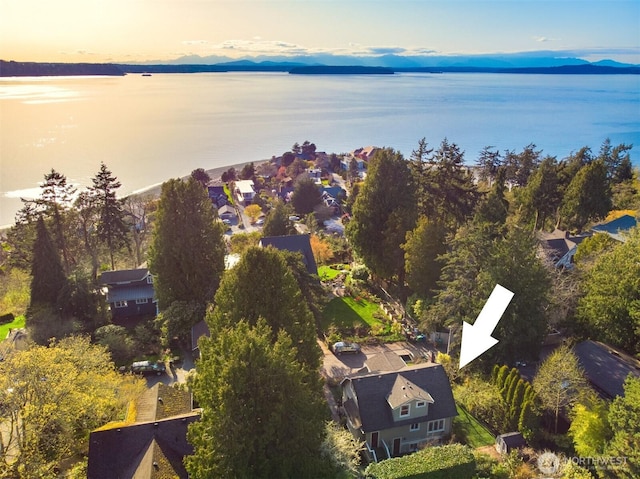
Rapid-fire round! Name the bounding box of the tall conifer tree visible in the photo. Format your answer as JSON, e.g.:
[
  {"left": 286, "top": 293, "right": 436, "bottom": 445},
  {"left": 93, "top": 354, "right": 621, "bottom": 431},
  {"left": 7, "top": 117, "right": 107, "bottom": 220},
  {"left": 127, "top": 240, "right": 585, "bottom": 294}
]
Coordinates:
[
  {"left": 29, "top": 217, "right": 67, "bottom": 309},
  {"left": 89, "top": 163, "right": 130, "bottom": 270}
]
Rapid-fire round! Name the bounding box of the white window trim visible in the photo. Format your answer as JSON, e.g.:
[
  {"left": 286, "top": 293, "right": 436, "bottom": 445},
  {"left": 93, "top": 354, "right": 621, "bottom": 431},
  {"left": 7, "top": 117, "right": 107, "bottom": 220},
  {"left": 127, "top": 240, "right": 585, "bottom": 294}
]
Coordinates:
[
  {"left": 427, "top": 419, "right": 445, "bottom": 433},
  {"left": 146, "top": 275, "right": 153, "bottom": 284},
  {"left": 135, "top": 298, "right": 149, "bottom": 304},
  {"left": 416, "top": 400, "right": 427, "bottom": 408},
  {"left": 114, "top": 300, "right": 128, "bottom": 308},
  {"left": 410, "top": 423, "right": 420, "bottom": 431},
  {"left": 399, "top": 404, "right": 410, "bottom": 417}
]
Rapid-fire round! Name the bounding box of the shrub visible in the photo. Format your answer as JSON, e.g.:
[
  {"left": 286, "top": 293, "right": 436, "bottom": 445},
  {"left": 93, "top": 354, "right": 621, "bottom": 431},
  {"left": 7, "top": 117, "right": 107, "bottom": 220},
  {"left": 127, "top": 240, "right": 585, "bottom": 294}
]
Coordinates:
[{"left": 364, "top": 443, "right": 475, "bottom": 479}]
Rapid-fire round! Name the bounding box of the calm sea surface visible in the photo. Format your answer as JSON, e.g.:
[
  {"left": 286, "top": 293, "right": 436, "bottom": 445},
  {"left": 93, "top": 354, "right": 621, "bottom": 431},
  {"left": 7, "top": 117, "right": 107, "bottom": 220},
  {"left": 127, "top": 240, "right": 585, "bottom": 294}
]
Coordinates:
[{"left": 1, "top": 72, "right": 639, "bottom": 226}]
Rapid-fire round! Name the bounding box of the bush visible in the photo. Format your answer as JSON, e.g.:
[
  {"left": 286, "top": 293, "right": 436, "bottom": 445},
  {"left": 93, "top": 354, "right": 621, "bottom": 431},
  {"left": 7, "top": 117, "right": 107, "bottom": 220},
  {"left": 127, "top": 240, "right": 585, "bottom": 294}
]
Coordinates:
[
  {"left": 364, "top": 444, "right": 475, "bottom": 479},
  {"left": 95, "top": 324, "right": 136, "bottom": 365}
]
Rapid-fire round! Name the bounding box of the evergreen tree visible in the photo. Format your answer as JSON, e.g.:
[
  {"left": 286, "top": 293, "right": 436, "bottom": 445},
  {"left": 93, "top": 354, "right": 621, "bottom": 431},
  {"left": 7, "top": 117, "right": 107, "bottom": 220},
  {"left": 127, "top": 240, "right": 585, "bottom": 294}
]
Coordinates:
[
  {"left": 491, "top": 364, "right": 501, "bottom": 384},
  {"left": 148, "top": 178, "right": 226, "bottom": 311},
  {"left": 346, "top": 147, "right": 417, "bottom": 282},
  {"left": 504, "top": 369, "right": 520, "bottom": 406},
  {"left": 516, "top": 156, "right": 561, "bottom": 230},
  {"left": 509, "top": 379, "right": 526, "bottom": 429},
  {"left": 518, "top": 399, "right": 540, "bottom": 446},
  {"left": 427, "top": 224, "right": 550, "bottom": 367},
  {"left": 495, "top": 364, "right": 510, "bottom": 390},
  {"left": 190, "top": 168, "right": 211, "bottom": 187},
  {"left": 474, "top": 167, "right": 509, "bottom": 225},
  {"left": 89, "top": 163, "right": 130, "bottom": 270},
  {"left": 402, "top": 216, "right": 446, "bottom": 298},
  {"left": 262, "top": 201, "right": 296, "bottom": 237},
  {"left": 606, "top": 376, "right": 640, "bottom": 479},
  {"left": 420, "top": 138, "right": 479, "bottom": 227},
  {"left": 186, "top": 320, "right": 326, "bottom": 479},
  {"left": 29, "top": 217, "right": 67, "bottom": 309},
  {"left": 560, "top": 160, "right": 611, "bottom": 231},
  {"left": 576, "top": 228, "right": 640, "bottom": 354},
  {"left": 291, "top": 177, "right": 322, "bottom": 215},
  {"left": 206, "top": 246, "right": 321, "bottom": 370},
  {"left": 34, "top": 169, "right": 76, "bottom": 272},
  {"left": 475, "top": 146, "right": 502, "bottom": 186},
  {"left": 513, "top": 143, "right": 542, "bottom": 187}
]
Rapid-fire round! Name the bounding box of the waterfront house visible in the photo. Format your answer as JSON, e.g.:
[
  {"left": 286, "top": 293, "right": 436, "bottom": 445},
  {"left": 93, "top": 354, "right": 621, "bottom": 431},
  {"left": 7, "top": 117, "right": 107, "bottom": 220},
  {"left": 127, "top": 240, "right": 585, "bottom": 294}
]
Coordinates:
[
  {"left": 340, "top": 362, "right": 457, "bottom": 461},
  {"left": 100, "top": 268, "right": 157, "bottom": 320}
]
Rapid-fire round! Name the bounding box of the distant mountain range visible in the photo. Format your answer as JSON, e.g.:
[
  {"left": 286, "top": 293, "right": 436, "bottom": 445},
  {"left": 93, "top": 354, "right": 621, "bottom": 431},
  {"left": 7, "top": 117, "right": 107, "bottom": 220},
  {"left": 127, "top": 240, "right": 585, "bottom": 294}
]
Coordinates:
[
  {"left": 2, "top": 53, "right": 639, "bottom": 77},
  {"left": 160, "top": 51, "right": 639, "bottom": 69}
]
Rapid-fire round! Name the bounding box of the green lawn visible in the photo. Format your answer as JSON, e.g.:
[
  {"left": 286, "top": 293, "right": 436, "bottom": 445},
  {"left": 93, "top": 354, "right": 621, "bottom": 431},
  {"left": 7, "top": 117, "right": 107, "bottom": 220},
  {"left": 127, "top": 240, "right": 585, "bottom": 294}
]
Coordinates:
[
  {"left": 318, "top": 265, "right": 343, "bottom": 281},
  {"left": 453, "top": 404, "right": 495, "bottom": 448},
  {"left": 322, "top": 296, "right": 382, "bottom": 330},
  {"left": 0, "top": 315, "right": 25, "bottom": 341}
]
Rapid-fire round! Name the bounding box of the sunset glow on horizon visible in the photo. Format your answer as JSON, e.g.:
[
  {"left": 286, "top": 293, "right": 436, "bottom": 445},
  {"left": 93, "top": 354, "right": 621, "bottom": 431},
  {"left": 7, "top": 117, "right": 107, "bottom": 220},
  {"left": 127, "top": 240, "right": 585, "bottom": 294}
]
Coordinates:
[{"left": 1, "top": 0, "right": 639, "bottom": 64}]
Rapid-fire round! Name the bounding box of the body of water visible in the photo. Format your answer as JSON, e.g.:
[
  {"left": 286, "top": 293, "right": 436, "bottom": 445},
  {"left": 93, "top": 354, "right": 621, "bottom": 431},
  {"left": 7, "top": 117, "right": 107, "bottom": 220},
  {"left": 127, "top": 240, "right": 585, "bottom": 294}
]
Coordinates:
[{"left": 1, "top": 72, "right": 639, "bottom": 226}]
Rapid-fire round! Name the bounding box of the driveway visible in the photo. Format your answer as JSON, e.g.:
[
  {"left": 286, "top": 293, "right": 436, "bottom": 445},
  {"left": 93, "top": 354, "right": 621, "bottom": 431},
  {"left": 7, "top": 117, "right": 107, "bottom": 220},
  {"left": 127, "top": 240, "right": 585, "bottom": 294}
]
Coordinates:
[
  {"left": 319, "top": 339, "right": 436, "bottom": 382},
  {"left": 144, "top": 351, "right": 195, "bottom": 388}
]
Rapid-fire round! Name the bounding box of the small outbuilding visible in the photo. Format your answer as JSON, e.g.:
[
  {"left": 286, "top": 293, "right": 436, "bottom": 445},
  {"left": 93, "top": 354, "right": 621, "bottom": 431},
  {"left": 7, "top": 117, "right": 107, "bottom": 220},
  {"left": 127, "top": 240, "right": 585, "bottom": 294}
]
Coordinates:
[{"left": 495, "top": 432, "right": 526, "bottom": 454}]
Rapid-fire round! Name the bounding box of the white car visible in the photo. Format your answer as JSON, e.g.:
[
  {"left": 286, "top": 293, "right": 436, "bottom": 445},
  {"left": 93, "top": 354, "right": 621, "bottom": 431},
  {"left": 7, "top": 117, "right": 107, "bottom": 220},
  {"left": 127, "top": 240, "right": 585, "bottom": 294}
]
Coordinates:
[{"left": 332, "top": 341, "right": 361, "bottom": 355}]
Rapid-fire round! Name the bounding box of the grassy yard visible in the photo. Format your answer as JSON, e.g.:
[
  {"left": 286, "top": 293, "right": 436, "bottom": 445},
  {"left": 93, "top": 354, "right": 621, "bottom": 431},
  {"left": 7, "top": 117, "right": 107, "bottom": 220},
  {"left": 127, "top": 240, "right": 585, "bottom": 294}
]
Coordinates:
[
  {"left": 322, "top": 296, "right": 382, "bottom": 330},
  {"left": 453, "top": 404, "right": 495, "bottom": 448},
  {"left": 0, "top": 315, "right": 26, "bottom": 341},
  {"left": 318, "top": 265, "right": 343, "bottom": 281}
]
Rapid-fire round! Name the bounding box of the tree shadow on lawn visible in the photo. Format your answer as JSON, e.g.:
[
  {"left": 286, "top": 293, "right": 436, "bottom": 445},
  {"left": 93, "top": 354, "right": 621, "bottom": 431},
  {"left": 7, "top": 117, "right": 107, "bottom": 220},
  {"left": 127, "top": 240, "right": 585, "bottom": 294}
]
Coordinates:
[
  {"left": 453, "top": 405, "right": 495, "bottom": 448},
  {"left": 322, "top": 296, "right": 381, "bottom": 330}
]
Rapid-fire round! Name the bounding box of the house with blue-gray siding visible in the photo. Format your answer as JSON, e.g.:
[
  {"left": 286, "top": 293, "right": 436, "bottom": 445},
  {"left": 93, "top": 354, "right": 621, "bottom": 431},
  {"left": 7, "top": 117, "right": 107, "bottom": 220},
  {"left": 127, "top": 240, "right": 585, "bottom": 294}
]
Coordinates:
[{"left": 100, "top": 268, "right": 157, "bottom": 320}]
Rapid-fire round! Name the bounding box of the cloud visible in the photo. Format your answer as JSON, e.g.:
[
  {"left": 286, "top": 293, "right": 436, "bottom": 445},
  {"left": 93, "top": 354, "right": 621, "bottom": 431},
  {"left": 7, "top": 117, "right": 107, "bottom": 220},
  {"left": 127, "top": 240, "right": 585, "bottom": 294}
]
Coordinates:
[
  {"left": 534, "top": 36, "right": 561, "bottom": 43},
  {"left": 4, "top": 187, "right": 43, "bottom": 199},
  {"left": 182, "top": 40, "right": 210, "bottom": 45}
]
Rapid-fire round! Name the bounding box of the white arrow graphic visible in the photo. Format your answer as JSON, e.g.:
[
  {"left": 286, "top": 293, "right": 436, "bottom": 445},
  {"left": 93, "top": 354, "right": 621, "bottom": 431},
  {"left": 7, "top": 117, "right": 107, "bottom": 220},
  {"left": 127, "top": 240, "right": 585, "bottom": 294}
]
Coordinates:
[{"left": 459, "top": 284, "right": 514, "bottom": 369}]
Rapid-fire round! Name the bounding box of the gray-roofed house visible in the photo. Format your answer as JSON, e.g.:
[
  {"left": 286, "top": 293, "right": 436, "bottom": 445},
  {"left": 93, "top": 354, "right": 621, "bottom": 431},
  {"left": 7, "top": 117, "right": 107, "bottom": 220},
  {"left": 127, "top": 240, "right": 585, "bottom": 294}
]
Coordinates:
[
  {"left": 87, "top": 383, "right": 199, "bottom": 479},
  {"left": 591, "top": 214, "right": 637, "bottom": 242},
  {"left": 538, "top": 229, "right": 592, "bottom": 269},
  {"left": 100, "top": 268, "right": 157, "bottom": 320},
  {"left": 573, "top": 340, "right": 640, "bottom": 400},
  {"left": 217, "top": 204, "right": 236, "bottom": 221},
  {"left": 259, "top": 234, "right": 318, "bottom": 275},
  {"left": 340, "top": 363, "right": 457, "bottom": 462}
]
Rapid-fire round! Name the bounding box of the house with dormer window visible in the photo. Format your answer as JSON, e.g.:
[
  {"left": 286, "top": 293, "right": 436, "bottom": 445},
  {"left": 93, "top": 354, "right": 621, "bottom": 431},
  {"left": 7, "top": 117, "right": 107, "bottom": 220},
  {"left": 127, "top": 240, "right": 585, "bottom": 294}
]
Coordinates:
[
  {"left": 100, "top": 268, "right": 157, "bottom": 320},
  {"left": 340, "top": 362, "right": 457, "bottom": 461}
]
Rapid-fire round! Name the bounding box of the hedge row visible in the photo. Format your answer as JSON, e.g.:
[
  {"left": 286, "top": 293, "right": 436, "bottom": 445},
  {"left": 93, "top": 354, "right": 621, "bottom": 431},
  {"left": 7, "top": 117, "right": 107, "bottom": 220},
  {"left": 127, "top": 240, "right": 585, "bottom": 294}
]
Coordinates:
[{"left": 364, "top": 444, "right": 476, "bottom": 479}]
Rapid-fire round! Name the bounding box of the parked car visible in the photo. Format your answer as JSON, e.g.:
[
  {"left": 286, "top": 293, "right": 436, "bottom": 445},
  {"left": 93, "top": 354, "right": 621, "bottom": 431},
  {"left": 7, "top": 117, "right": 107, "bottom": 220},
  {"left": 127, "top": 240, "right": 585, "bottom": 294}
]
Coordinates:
[
  {"left": 288, "top": 215, "right": 300, "bottom": 222},
  {"left": 130, "top": 360, "right": 166, "bottom": 376},
  {"left": 332, "top": 341, "right": 361, "bottom": 355},
  {"left": 255, "top": 218, "right": 265, "bottom": 226}
]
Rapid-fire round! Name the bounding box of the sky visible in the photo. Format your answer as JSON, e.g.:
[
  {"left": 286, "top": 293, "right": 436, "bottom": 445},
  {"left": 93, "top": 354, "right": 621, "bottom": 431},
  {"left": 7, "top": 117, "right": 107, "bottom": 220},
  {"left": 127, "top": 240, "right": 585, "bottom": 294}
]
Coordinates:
[{"left": 1, "top": 0, "right": 639, "bottom": 64}]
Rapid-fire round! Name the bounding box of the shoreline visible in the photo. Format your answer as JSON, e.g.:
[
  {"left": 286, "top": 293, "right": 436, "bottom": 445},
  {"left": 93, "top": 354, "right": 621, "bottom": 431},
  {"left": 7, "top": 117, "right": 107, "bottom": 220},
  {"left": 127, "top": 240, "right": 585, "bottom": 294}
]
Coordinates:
[{"left": 130, "top": 159, "right": 269, "bottom": 199}]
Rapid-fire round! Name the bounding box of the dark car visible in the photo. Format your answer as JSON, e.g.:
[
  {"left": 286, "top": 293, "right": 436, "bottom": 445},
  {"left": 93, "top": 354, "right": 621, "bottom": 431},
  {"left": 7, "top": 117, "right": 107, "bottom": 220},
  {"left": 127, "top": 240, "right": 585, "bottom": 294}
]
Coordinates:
[
  {"left": 130, "top": 360, "right": 166, "bottom": 376},
  {"left": 332, "top": 341, "right": 361, "bottom": 355}
]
